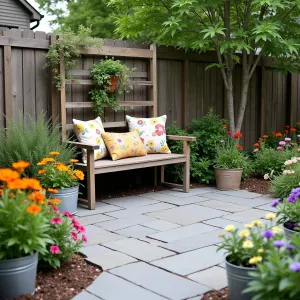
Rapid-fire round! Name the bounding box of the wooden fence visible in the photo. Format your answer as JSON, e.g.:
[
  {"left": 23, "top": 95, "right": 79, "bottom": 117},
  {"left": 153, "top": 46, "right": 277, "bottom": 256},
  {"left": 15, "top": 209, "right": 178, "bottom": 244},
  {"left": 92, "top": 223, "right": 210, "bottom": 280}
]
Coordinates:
[{"left": 0, "top": 28, "right": 299, "bottom": 149}]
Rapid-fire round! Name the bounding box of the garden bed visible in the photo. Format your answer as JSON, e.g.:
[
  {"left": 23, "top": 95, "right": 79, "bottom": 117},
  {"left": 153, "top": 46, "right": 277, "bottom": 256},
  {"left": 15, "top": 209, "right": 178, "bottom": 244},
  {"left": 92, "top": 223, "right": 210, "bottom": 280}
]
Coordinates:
[
  {"left": 15, "top": 254, "right": 100, "bottom": 300},
  {"left": 202, "top": 288, "right": 229, "bottom": 300}
]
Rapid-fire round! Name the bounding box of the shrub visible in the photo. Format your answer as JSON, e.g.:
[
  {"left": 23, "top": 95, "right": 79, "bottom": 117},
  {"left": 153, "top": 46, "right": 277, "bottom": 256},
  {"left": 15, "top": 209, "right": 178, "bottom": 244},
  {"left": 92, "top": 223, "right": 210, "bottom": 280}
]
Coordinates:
[{"left": 0, "top": 113, "right": 76, "bottom": 178}]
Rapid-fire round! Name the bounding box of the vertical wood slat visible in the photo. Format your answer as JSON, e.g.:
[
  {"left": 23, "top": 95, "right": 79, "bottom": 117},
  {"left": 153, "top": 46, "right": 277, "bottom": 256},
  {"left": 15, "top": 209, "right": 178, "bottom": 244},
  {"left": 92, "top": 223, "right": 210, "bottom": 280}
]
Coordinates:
[
  {"left": 150, "top": 44, "right": 158, "bottom": 117},
  {"left": 183, "top": 60, "right": 189, "bottom": 128},
  {"left": 50, "top": 34, "right": 59, "bottom": 125},
  {"left": 60, "top": 54, "right": 67, "bottom": 140},
  {"left": 260, "top": 65, "right": 266, "bottom": 136},
  {"left": 290, "top": 73, "right": 297, "bottom": 125},
  {"left": 4, "top": 45, "right": 13, "bottom": 124}
]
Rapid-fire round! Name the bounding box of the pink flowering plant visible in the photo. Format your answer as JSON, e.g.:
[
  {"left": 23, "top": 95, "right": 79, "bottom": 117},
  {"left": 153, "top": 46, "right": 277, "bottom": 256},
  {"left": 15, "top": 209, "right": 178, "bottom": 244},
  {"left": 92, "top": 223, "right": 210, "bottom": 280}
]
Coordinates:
[
  {"left": 217, "top": 214, "right": 284, "bottom": 267},
  {"left": 39, "top": 207, "right": 87, "bottom": 269}
]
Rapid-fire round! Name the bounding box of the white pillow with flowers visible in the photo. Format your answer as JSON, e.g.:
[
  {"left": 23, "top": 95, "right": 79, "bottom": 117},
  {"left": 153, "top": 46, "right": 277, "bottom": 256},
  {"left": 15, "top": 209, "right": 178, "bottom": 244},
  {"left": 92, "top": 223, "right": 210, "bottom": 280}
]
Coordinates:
[
  {"left": 126, "top": 115, "right": 171, "bottom": 154},
  {"left": 73, "top": 117, "right": 108, "bottom": 163}
]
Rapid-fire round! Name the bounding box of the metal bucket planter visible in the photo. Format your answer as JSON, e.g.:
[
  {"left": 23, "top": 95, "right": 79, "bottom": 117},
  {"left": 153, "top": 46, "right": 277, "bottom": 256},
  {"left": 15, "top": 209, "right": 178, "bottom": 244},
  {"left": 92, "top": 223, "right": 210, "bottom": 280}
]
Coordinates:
[
  {"left": 47, "top": 186, "right": 79, "bottom": 214},
  {"left": 0, "top": 252, "right": 38, "bottom": 299},
  {"left": 225, "top": 256, "right": 255, "bottom": 300},
  {"left": 215, "top": 168, "right": 243, "bottom": 191},
  {"left": 283, "top": 222, "right": 300, "bottom": 240}
]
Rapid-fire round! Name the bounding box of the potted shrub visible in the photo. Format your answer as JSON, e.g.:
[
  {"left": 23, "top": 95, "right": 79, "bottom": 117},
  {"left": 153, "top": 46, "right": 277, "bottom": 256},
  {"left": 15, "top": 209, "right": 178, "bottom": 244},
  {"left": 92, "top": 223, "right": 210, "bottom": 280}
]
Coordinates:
[
  {"left": 214, "top": 131, "right": 248, "bottom": 190},
  {"left": 89, "top": 58, "right": 135, "bottom": 115},
  {"left": 218, "top": 215, "right": 282, "bottom": 300},
  {"left": 0, "top": 162, "right": 51, "bottom": 299},
  {"left": 37, "top": 152, "right": 85, "bottom": 214}
]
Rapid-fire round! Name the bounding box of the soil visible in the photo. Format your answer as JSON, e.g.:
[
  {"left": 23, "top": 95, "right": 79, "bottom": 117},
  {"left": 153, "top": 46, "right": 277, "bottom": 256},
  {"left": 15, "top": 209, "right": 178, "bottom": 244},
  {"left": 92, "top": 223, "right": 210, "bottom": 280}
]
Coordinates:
[
  {"left": 201, "top": 288, "right": 230, "bottom": 300},
  {"left": 240, "top": 176, "right": 271, "bottom": 195},
  {"left": 15, "top": 254, "right": 101, "bottom": 300}
]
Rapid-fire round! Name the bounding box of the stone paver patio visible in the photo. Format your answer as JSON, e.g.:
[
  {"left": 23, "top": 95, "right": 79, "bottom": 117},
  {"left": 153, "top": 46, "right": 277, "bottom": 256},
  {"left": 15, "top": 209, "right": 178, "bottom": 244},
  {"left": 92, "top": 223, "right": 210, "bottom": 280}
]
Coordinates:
[{"left": 73, "top": 187, "right": 275, "bottom": 300}]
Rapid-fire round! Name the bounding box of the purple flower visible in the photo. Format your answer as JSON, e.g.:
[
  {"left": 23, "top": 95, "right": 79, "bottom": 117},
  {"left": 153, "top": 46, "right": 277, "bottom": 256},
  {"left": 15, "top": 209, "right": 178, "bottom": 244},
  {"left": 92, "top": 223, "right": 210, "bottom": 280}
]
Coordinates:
[
  {"left": 277, "top": 146, "right": 283, "bottom": 151},
  {"left": 270, "top": 199, "right": 280, "bottom": 207},
  {"left": 285, "top": 222, "right": 298, "bottom": 229},
  {"left": 273, "top": 240, "right": 285, "bottom": 248},
  {"left": 263, "top": 230, "right": 275, "bottom": 239},
  {"left": 285, "top": 138, "right": 292, "bottom": 142},
  {"left": 279, "top": 141, "right": 286, "bottom": 146},
  {"left": 290, "top": 262, "right": 300, "bottom": 272},
  {"left": 286, "top": 244, "right": 294, "bottom": 251},
  {"left": 287, "top": 188, "right": 300, "bottom": 203},
  {"left": 253, "top": 148, "right": 259, "bottom": 153}
]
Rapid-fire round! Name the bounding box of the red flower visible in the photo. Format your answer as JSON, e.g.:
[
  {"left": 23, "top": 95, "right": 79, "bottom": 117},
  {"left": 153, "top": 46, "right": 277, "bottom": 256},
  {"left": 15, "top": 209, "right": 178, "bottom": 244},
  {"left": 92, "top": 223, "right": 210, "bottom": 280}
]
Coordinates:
[
  {"left": 50, "top": 217, "right": 62, "bottom": 225},
  {"left": 285, "top": 125, "right": 290, "bottom": 129},
  {"left": 236, "top": 145, "right": 243, "bottom": 150},
  {"left": 233, "top": 132, "right": 243, "bottom": 139},
  {"left": 254, "top": 143, "right": 260, "bottom": 147},
  {"left": 290, "top": 127, "right": 296, "bottom": 133},
  {"left": 137, "top": 120, "right": 143, "bottom": 125},
  {"left": 226, "top": 131, "right": 232, "bottom": 135},
  {"left": 50, "top": 245, "right": 60, "bottom": 254},
  {"left": 63, "top": 211, "right": 73, "bottom": 218},
  {"left": 155, "top": 124, "right": 166, "bottom": 136}
]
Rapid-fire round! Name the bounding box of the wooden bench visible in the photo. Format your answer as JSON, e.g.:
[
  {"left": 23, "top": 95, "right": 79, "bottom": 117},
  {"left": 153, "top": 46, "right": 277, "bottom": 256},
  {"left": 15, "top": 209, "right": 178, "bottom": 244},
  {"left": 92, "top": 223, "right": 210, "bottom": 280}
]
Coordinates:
[{"left": 70, "top": 134, "right": 196, "bottom": 209}]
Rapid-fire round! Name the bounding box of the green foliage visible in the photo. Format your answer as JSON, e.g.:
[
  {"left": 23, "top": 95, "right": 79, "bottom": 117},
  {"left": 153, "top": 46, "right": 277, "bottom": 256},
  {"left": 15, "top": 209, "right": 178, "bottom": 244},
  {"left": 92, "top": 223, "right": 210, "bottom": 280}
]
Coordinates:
[
  {"left": 276, "top": 197, "right": 300, "bottom": 227},
  {"left": 45, "top": 26, "right": 102, "bottom": 89},
  {"left": 0, "top": 113, "right": 76, "bottom": 178},
  {"left": 245, "top": 235, "right": 300, "bottom": 300},
  {"left": 39, "top": 209, "right": 84, "bottom": 269},
  {"left": 0, "top": 188, "right": 51, "bottom": 260},
  {"left": 90, "top": 58, "right": 134, "bottom": 115}
]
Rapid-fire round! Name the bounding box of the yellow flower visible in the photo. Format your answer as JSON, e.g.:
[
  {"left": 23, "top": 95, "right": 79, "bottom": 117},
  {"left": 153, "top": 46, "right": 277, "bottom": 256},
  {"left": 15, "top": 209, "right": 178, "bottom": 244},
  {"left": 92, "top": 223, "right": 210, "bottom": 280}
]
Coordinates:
[
  {"left": 225, "top": 225, "right": 235, "bottom": 232},
  {"left": 75, "top": 170, "right": 84, "bottom": 181},
  {"left": 55, "top": 164, "right": 69, "bottom": 172},
  {"left": 150, "top": 119, "right": 159, "bottom": 125},
  {"left": 147, "top": 140, "right": 155, "bottom": 147},
  {"left": 244, "top": 224, "right": 253, "bottom": 229},
  {"left": 257, "top": 248, "right": 264, "bottom": 254},
  {"left": 249, "top": 256, "right": 262, "bottom": 265},
  {"left": 251, "top": 220, "right": 263, "bottom": 227},
  {"left": 239, "top": 230, "right": 250, "bottom": 238},
  {"left": 243, "top": 240, "right": 254, "bottom": 248},
  {"left": 76, "top": 124, "right": 84, "bottom": 133},
  {"left": 271, "top": 226, "right": 282, "bottom": 234},
  {"left": 96, "top": 152, "right": 101, "bottom": 159},
  {"left": 161, "top": 145, "right": 169, "bottom": 153},
  {"left": 70, "top": 159, "right": 79, "bottom": 164},
  {"left": 88, "top": 122, "right": 95, "bottom": 128},
  {"left": 218, "top": 232, "right": 225, "bottom": 238},
  {"left": 48, "top": 188, "right": 59, "bottom": 194},
  {"left": 96, "top": 137, "right": 101, "bottom": 144},
  {"left": 49, "top": 151, "right": 60, "bottom": 156},
  {"left": 265, "top": 213, "right": 276, "bottom": 220}
]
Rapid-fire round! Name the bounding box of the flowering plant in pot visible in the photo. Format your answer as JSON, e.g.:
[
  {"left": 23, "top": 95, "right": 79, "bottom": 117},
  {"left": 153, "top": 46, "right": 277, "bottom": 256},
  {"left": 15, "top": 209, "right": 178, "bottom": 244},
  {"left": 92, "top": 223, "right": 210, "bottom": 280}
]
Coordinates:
[
  {"left": 214, "top": 130, "right": 249, "bottom": 190},
  {"left": 217, "top": 214, "right": 283, "bottom": 300},
  {"left": 0, "top": 162, "right": 52, "bottom": 299},
  {"left": 37, "top": 152, "right": 85, "bottom": 214}
]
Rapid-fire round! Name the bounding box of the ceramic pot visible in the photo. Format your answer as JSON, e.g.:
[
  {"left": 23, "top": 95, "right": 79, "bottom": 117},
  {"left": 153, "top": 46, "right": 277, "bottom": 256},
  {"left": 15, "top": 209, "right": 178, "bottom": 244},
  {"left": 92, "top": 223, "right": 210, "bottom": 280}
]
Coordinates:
[
  {"left": 0, "top": 252, "right": 38, "bottom": 299},
  {"left": 215, "top": 167, "right": 243, "bottom": 191}
]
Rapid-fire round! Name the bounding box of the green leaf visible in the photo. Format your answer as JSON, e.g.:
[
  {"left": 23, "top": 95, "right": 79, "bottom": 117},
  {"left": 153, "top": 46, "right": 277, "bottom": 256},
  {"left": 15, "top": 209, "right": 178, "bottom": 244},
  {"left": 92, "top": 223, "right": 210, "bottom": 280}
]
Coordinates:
[{"left": 279, "top": 278, "right": 294, "bottom": 291}]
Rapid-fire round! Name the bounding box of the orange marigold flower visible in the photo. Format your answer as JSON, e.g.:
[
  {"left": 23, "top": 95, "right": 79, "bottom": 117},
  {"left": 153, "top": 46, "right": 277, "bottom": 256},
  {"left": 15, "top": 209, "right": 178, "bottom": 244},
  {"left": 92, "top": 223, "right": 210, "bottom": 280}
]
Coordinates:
[
  {"left": 297, "top": 122, "right": 300, "bottom": 126},
  {"left": 0, "top": 168, "right": 20, "bottom": 183},
  {"left": 49, "top": 151, "right": 60, "bottom": 156},
  {"left": 48, "top": 198, "right": 61, "bottom": 205},
  {"left": 7, "top": 179, "right": 28, "bottom": 190},
  {"left": 272, "top": 132, "right": 276, "bottom": 136},
  {"left": 254, "top": 143, "right": 260, "bottom": 147},
  {"left": 290, "top": 127, "right": 296, "bottom": 133},
  {"left": 285, "top": 130, "right": 289, "bottom": 134},
  {"left": 38, "top": 170, "right": 46, "bottom": 175},
  {"left": 233, "top": 132, "right": 243, "bottom": 139},
  {"left": 12, "top": 161, "right": 30, "bottom": 173},
  {"left": 262, "top": 135, "right": 268, "bottom": 139},
  {"left": 70, "top": 159, "right": 79, "bottom": 164},
  {"left": 27, "top": 204, "right": 41, "bottom": 214},
  {"left": 48, "top": 188, "right": 59, "bottom": 194},
  {"left": 37, "top": 161, "right": 47, "bottom": 166},
  {"left": 55, "top": 165, "right": 69, "bottom": 172},
  {"left": 275, "top": 132, "right": 282, "bottom": 137},
  {"left": 0, "top": 189, "right": 3, "bottom": 196},
  {"left": 23, "top": 178, "right": 42, "bottom": 191},
  {"left": 236, "top": 145, "right": 243, "bottom": 150},
  {"left": 75, "top": 170, "right": 84, "bottom": 181},
  {"left": 223, "top": 125, "right": 227, "bottom": 129},
  {"left": 37, "top": 158, "right": 55, "bottom": 166},
  {"left": 28, "top": 191, "right": 46, "bottom": 204}
]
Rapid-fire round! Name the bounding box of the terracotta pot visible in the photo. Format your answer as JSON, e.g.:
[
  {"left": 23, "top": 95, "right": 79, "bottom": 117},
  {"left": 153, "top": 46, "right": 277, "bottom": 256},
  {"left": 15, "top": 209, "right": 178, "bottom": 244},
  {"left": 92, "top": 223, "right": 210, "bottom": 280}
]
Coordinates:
[
  {"left": 107, "top": 76, "right": 119, "bottom": 92},
  {"left": 214, "top": 167, "right": 243, "bottom": 191}
]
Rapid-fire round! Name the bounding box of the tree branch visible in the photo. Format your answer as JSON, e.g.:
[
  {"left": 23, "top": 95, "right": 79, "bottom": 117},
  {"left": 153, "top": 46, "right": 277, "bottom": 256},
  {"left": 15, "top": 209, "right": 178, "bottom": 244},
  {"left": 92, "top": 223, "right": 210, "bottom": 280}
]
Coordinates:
[{"left": 215, "top": 44, "right": 229, "bottom": 89}]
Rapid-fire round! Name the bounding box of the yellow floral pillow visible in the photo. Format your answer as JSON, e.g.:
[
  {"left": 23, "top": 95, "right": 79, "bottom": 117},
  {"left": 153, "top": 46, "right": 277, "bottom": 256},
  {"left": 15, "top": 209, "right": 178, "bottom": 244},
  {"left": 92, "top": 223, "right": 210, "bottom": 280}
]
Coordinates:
[
  {"left": 126, "top": 115, "right": 171, "bottom": 154},
  {"left": 73, "top": 117, "right": 108, "bottom": 163},
  {"left": 101, "top": 130, "right": 147, "bottom": 161}
]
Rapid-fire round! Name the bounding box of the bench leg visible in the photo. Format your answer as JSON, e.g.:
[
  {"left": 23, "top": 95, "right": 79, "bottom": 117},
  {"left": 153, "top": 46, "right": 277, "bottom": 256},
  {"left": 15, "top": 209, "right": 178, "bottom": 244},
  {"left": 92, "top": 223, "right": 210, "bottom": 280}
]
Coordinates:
[
  {"left": 87, "top": 149, "right": 96, "bottom": 210},
  {"left": 154, "top": 167, "right": 157, "bottom": 186},
  {"left": 183, "top": 141, "right": 190, "bottom": 193},
  {"left": 161, "top": 165, "right": 165, "bottom": 185}
]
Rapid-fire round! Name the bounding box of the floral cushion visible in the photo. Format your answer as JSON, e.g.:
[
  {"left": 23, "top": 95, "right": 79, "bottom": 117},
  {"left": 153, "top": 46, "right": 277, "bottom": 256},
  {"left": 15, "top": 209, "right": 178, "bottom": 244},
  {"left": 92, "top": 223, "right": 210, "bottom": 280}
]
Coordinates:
[
  {"left": 73, "top": 117, "right": 108, "bottom": 163},
  {"left": 126, "top": 115, "right": 171, "bottom": 154},
  {"left": 101, "top": 130, "right": 147, "bottom": 161}
]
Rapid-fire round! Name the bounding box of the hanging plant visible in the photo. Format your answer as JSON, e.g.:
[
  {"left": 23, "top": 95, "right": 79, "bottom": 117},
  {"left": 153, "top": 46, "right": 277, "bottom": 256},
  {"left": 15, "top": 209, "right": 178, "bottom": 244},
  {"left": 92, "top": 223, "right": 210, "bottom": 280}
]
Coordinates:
[
  {"left": 45, "top": 26, "right": 103, "bottom": 90},
  {"left": 89, "top": 58, "right": 135, "bottom": 116}
]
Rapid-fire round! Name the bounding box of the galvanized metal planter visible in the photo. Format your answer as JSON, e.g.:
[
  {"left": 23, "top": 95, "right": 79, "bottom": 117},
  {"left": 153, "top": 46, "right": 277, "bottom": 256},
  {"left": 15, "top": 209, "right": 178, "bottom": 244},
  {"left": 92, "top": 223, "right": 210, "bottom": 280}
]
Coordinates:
[
  {"left": 225, "top": 256, "right": 255, "bottom": 300},
  {"left": 0, "top": 252, "right": 38, "bottom": 299},
  {"left": 215, "top": 168, "right": 243, "bottom": 191},
  {"left": 283, "top": 222, "right": 300, "bottom": 240},
  {"left": 47, "top": 185, "right": 79, "bottom": 214}
]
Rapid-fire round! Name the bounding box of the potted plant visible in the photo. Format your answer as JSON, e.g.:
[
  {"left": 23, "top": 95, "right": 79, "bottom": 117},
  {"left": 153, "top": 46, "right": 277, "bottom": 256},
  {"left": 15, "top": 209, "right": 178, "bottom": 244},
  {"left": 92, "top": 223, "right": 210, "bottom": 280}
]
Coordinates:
[
  {"left": 89, "top": 58, "right": 135, "bottom": 115},
  {"left": 214, "top": 130, "right": 248, "bottom": 190},
  {"left": 217, "top": 215, "right": 282, "bottom": 300},
  {"left": 273, "top": 188, "right": 300, "bottom": 239},
  {"left": 0, "top": 162, "right": 52, "bottom": 299},
  {"left": 37, "top": 152, "right": 85, "bottom": 214}
]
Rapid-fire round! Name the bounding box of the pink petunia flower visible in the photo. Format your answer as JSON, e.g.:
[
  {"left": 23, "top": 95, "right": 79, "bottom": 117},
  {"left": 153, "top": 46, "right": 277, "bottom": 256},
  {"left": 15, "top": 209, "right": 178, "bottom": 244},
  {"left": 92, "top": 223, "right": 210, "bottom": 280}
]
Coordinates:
[
  {"left": 277, "top": 146, "right": 283, "bottom": 151},
  {"left": 253, "top": 148, "right": 259, "bottom": 153},
  {"left": 285, "top": 138, "right": 291, "bottom": 142},
  {"left": 279, "top": 141, "right": 286, "bottom": 146},
  {"left": 77, "top": 225, "right": 86, "bottom": 233},
  {"left": 50, "top": 217, "right": 62, "bottom": 225},
  {"left": 63, "top": 211, "right": 73, "bottom": 218},
  {"left": 82, "top": 235, "right": 88, "bottom": 243},
  {"left": 71, "top": 232, "right": 78, "bottom": 241},
  {"left": 52, "top": 206, "right": 59, "bottom": 213},
  {"left": 50, "top": 245, "right": 61, "bottom": 254}
]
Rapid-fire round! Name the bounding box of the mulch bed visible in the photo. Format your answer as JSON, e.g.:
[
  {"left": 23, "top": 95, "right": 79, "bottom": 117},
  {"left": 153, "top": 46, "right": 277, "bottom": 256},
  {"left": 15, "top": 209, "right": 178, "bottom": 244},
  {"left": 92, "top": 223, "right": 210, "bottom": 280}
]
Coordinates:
[
  {"left": 15, "top": 254, "right": 101, "bottom": 300},
  {"left": 240, "top": 176, "right": 271, "bottom": 195},
  {"left": 201, "top": 288, "right": 230, "bottom": 300}
]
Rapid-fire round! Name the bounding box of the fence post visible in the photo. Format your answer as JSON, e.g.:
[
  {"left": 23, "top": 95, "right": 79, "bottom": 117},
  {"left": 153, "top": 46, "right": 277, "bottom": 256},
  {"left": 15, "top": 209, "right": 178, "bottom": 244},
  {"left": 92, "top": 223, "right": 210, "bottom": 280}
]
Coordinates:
[
  {"left": 4, "top": 45, "right": 13, "bottom": 125},
  {"left": 289, "top": 73, "right": 297, "bottom": 125},
  {"left": 183, "top": 60, "right": 189, "bottom": 128}
]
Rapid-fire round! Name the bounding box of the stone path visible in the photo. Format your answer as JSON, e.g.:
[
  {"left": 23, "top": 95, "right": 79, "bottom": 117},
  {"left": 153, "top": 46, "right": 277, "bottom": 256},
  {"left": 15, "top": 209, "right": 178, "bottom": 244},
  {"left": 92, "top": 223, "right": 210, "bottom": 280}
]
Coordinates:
[{"left": 73, "top": 187, "right": 275, "bottom": 300}]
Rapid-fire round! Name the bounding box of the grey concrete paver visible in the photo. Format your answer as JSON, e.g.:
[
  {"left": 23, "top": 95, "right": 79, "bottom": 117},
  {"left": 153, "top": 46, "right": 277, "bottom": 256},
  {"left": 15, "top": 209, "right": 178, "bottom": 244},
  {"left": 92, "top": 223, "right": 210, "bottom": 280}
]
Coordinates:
[
  {"left": 110, "top": 262, "right": 209, "bottom": 299},
  {"left": 147, "top": 223, "right": 217, "bottom": 243},
  {"left": 73, "top": 291, "right": 102, "bottom": 300},
  {"left": 202, "top": 218, "right": 244, "bottom": 229},
  {"left": 102, "top": 196, "right": 160, "bottom": 208},
  {"left": 95, "top": 215, "right": 157, "bottom": 231},
  {"left": 222, "top": 208, "right": 268, "bottom": 223},
  {"left": 188, "top": 266, "right": 228, "bottom": 290},
  {"left": 197, "top": 200, "right": 250, "bottom": 213},
  {"left": 105, "top": 202, "right": 175, "bottom": 218},
  {"left": 151, "top": 246, "right": 226, "bottom": 275},
  {"left": 256, "top": 203, "right": 277, "bottom": 213},
  {"left": 147, "top": 204, "right": 227, "bottom": 225},
  {"left": 83, "top": 233, "right": 127, "bottom": 246},
  {"left": 115, "top": 225, "right": 158, "bottom": 239},
  {"left": 157, "top": 187, "right": 214, "bottom": 197},
  {"left": 215, "top": 190, "right": 263, "bottom": 199},
  {"left": 86, "top": 272, "right": 166, "bottom": 300},
  {"left": 102, "top": 238, "right": 175, "bottom": 261},
  {"left": 85, "top": 225, "right": 107, "bottom": 236},
  {"left": 78, "top": 214, "right": 115, "bottom": 225},
  {"left": 76, "top": 202, "right": 122, "bottom": 217},
  {"left": 79, "top": 245, "right": 111, "bottom": 257},
  {"left": 142, "top": 220, "right": 181, "bottom": 231}
]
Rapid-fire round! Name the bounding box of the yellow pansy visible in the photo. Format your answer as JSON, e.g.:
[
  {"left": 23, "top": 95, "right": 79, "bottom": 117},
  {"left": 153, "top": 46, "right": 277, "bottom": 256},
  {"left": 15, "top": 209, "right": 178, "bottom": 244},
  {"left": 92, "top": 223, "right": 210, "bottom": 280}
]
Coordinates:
[
  {"left": 147, "top": 140, "right": 155, "bottom": 147},
  {"left": 271, "top": 226, "right": 282, "bottom": 234},
  {"left": 257, "top": 248, "right": 264, "bottom": 254},
  {"left": 251, "top": 220, "right": 263, "bottom": 227},
  {"left": 244, "top": 224, "right": 253, "bottom": 229},
  {"left": 225, "top": 225, "right": 235, "bottom": 232},
  {"left": 249, "top": 256, "right": 262, "bottom": 265},
  {"left": 243, "top": 240, "right": 254, "bottom": 248},
  {"left": 239, "top": 230, "right": 250, "bottom": 238},
  {"left": 218, "top": 232, "right": 225, "bottom": 237},
  {"left": 265, "top": 213, "right": 276, "bottom": 220}
]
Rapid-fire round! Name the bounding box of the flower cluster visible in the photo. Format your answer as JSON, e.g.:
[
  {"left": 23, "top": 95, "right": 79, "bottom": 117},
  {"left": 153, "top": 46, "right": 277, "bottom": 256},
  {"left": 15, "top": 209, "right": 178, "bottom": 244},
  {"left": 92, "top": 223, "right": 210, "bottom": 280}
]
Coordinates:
[{"left": 37, "top": 152, "right": 84, "bottom": 190}]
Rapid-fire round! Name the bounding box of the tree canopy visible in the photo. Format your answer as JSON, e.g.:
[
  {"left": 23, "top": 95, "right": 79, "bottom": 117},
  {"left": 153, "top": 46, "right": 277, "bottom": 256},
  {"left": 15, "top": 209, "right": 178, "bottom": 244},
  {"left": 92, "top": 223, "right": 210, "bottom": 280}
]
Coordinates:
[
  {"left": 36, "top": 0, "right": 117, "bottom": 38},
  {"left": 109, "top": 0, "right": 300, "bottom": 132}
]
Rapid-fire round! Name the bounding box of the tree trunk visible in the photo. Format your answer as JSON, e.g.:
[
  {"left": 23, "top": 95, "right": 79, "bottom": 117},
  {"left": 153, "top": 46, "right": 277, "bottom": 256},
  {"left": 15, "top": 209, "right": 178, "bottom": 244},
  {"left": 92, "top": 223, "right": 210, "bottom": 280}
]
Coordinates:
[
  {"left": 235, "top": 78, "right": 250, "bottom": 133},
  {"left": 226, "top": 71, "right": 235, "bottom": 132}
]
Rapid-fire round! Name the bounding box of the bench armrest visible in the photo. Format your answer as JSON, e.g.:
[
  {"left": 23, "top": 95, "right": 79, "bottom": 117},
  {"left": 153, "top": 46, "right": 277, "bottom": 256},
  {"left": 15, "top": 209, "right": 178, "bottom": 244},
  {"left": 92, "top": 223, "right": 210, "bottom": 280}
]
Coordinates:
[
  {"left": 67, "top": 141, "right": 100, "bottom": 150},
  {"left": 166, "top": 135, "right": 196, "bottom": 142}
]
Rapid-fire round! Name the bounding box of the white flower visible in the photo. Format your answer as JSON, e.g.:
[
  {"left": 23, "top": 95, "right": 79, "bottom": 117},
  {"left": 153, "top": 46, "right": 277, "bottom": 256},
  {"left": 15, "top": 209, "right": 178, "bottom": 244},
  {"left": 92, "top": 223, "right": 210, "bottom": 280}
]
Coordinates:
[
  {"left": 283, "top": 170, "right": 295, "bottom": 175},
  {"left": 284, "top": 160, "right": 293, "bottom": 166},
  {"left": 264, "top": 173, "right": 270, "bottom": 180},
  {"left": 291, "top": 158, "right": 298, "bottom": 164}
]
